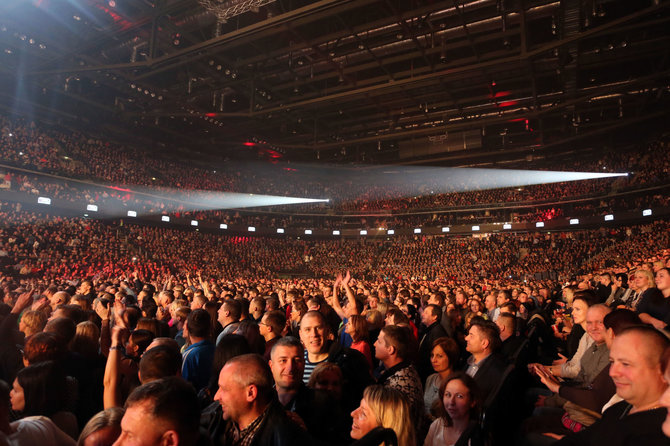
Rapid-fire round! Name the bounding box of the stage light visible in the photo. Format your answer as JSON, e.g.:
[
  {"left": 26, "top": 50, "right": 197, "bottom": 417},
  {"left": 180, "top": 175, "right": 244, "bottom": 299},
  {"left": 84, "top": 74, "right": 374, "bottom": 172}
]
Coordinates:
[
  {"left": 191, "top": 220, "right": 198, "bottom": 226},
  {"left": 503, "top": 224, "right": 512, "bottom": 229},
  {"left": 536, "top": 222, "right": 545, "bottom": 228},
  {"left": 277, "top": 228, "right": 285, "bottom": 234},
  {"left": 472, "top": 225, "right": 480, "bottom": 231},
  {"left": 162, "top": 216, "right": 170, "bottom": 222},
  {"left": 414, "top": 228, "right": 421, "bottom": 234},
  {"left": 604, "top": 214, "right": 614, "bottom": 221},
  {"left": 37, "top": 197, "right": 51, "bottom": 205},
  {"left": 333, "top": 230, "right": 340, "bottom": 235},
  {"left": 643, "top": 209, "right": 652, "bottom": 216},
  {"left": 127, "top": 211, "right": 137, "bottom": 217},
  {"left": 248, "top": 226, "right": 256, "bottom": 232},
  {"left": 86, "top": 204, "right": 98, "bottom": 212},
  {"left": 442, "top": 227, "right": 450, "bottom": 232},
  {"left": 387, "top": 229, "right": 395, "bottom": 235},
  {"left": 305, "top": 229, "right": 312, "bottom": 235},
  {"left": 220, "top": 223, "right": 227, "bottom": 229},
  {"left": 360, "top": 230, "right": 367, "bottom": 235}
]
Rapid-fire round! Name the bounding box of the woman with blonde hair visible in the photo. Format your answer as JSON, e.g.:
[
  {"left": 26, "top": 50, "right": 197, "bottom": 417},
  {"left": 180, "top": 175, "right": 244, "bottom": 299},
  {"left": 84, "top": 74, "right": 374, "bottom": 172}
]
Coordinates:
[
  {"left": 351, "top": 385, "right": 415, "bottom": 446},
  {"left": 634, "top": 268, "right": 668, "bottom": 329}
]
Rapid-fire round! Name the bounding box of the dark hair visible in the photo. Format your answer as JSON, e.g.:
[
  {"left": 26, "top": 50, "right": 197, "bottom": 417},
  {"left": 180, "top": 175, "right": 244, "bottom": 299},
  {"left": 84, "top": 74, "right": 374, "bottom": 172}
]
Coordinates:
[
  {"left": 125, "top": 377, "right": 200, "bottom": 445},
  {"left": 435, "top": 372, "right": 480, "bottom": 426},
  {"left": 348, "top": 314, "right": 369, "bottom": 343},
  {"left": 225, "top": 354, "right": 274, "bottom": 404},
  {"left": 425, "top": 304, "right": 442, "bottom": 322},
  {"left": 386, "top": 308, "right": 409, "bottom": 325},
  {"left": 17, "top": 361, "right": 67, "bottom": 417},
  {"left": 603, "top": 309, "right": 642, "bottom": 335},
  {"left": 23, "top": 332, "right": 66, "bottom": 364},
  {"left": 187, "top": 309, "right": 212, "bottom": 339},
  {"left": 208, "top": 334, "right": 251, "bottom": 393},
  {"left": 44, "top": 317, "right": 77, "bottom": 345},
  {"left": 223, "top": 299, "right": 242, "bottom": 321},
  {"left": 54, "top": 304, "right": 86, "bottom": 324},
  {"left": 271, "top": 336, "right": 303, "bottom": 358},
  {"left": 380, "top": 325, "right": 416, "bottom": 362},
  {"left": 431, "top": 337, "right": 460, "bottom": 371},
  {"left": 135, "top": 318, "right": 160, "bottom": 337},
  {"left": 262, "top": 310, "right": 286, "bottom": 334},
  {"left": 139, "top": 346, "right": 183, "bottom": 383},
  {"left": 0, "top": 380, "right": 9, "bottom": 412},
  {"left": 572, "top": 290, "right": 597, "bottom": 307},
  {"left": 469, "top": 318, "right": 501, "bottom": 352},
  {"left": 129, "top": 329, "right": 155, "bottom": 358}
]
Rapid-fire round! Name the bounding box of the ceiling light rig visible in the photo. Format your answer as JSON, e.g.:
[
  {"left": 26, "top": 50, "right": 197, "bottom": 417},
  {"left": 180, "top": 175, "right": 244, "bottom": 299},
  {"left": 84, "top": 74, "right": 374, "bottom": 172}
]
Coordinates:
[{"left": 198, "top": 0, "right": 277, "bottom": 25}]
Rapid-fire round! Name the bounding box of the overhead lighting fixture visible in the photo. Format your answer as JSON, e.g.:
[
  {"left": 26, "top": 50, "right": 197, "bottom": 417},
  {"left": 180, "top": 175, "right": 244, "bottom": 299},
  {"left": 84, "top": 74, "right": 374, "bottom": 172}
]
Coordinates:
[
  {"left": 503, "top": 223, "right": 512, "bottom": 230},
  {"left": 442, "top": 227, "right": 450, "bottom": 232},
  {"left": 191, "top": 220, "right": 198, "bottom": 227},
  {"left": 86, "top": 204, "right": 98, "bottom": 212},
  {"left": 277, "top": 228, "right": 285, "bottom": 234},
  {"left": 127, "top": 211, "right": 137, "bottom": 217},
  {"left": 604, "top": 214, "right": 614, "bottom": 221},
  {"left": 248, "top": 226, "right": 256, "bottom": 232},
  {"left": 570, "top": 218, "right": 579, "bottom": 225},
  {"left": 536, "top": 222, "right": 545, "bottom": 228},
  {"left": 162, "top": 216, "right": 171, "bottom": 222},
  {"left": 220, "top": 223, "right": 227, "bottom": 229},
  {"left": 333, "top": 230, "right": 341, "bottom": 236},
  {"left": 643, "top": 209, "right": 652, "bottom": 216},
  {"left": 37, "top": 197, "right": 51, "bottom": 205},
  {"left": 414, "top": 228, "right": 421, "bottom": 234},
  {"left": 387, "top": 229, "right": 395, "bottom": 235},
  {"left": 305, "top": 229, "right": 312, "bottom": 235},
  {"left": 472, "top": 225, "right": 480, "bottom": 231},
  {"left": 360, "top": 230, "right": 367, "bottom": 235}
]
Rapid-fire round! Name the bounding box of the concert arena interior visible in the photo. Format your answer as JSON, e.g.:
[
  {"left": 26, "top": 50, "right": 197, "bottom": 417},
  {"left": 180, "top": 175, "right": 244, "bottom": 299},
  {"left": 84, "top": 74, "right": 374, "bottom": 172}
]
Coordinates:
[{"left": 0, "top": 1, "right": 669, "bottom": 445}]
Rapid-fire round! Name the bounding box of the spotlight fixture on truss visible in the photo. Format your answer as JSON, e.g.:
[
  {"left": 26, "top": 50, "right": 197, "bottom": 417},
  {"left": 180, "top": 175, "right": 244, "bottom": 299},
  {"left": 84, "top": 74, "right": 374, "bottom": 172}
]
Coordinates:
[{"left": 198, "top": 0, "right": 276, "bottom": 24}]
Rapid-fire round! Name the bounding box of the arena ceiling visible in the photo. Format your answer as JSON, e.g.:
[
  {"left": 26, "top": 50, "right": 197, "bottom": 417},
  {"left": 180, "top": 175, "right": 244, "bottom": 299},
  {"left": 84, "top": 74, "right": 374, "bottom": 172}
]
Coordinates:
[{"left": 0, "top": 0, "right": 669, "bottom": 165}]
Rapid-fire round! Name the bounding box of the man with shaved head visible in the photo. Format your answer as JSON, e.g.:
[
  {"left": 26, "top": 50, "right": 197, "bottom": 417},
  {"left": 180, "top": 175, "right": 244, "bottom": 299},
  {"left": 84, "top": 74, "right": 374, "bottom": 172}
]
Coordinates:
[{"left": 554, "top": 325, "right": 670, "bottom": 445}]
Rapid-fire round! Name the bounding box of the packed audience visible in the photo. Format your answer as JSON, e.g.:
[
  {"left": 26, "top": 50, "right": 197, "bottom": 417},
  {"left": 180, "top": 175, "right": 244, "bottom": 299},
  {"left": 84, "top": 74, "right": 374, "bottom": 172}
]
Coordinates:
[
  {"left": 0, "top": 195, "right": 670, "bottom": 445},
  {"left": 1, "top": 115, "right": 669, "bottom": 220}
]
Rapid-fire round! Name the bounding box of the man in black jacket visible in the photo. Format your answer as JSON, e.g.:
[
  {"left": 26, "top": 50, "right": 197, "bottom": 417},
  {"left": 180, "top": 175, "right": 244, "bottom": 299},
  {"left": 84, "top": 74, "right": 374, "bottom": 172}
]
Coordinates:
[{"left": 417, "top": 304, "right": 448, "bottom": 382}]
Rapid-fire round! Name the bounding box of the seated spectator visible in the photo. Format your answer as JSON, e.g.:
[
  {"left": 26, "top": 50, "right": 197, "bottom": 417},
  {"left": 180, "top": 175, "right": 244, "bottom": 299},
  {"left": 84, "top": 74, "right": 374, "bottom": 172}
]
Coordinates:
[
  {"left": 424, "top": 372, "right": 484, "bottom": 446},
  {"left": 418, "top": 304, "right": 449, "bottom": 382},
  {"left": 552, "top": 326, "right": 670, "bottom": 445},
  {"left": 424, "top": 337, "right": 460, "bottom": 417},
  {"left": 463, "top": 318, "right": 507, "bottom": 403}
]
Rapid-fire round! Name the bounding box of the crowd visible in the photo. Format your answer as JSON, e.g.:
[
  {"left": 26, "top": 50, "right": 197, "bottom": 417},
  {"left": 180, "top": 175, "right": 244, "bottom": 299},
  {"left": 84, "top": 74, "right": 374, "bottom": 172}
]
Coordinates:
[
  {"left": 1, "top": 115, "right": 669, "bottom": 221},
  {"left": 0, "top": 197, "right": 669, "bottom": 444}
]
